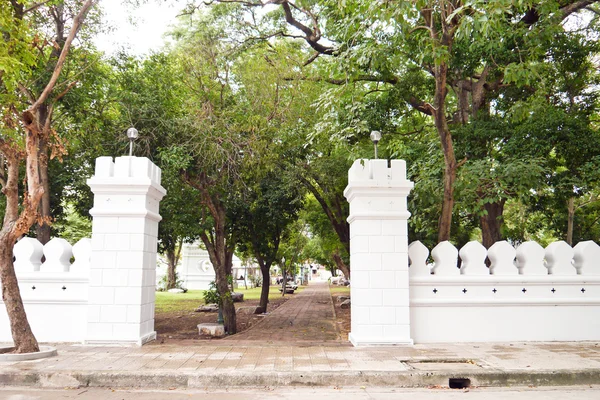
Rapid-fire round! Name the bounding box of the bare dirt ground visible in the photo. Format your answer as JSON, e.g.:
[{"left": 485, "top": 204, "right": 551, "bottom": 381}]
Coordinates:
[
  {"left": 153, "top": 284, "right": 349, "bottom": 344},
  {"left": 154, "top": 296, "right": 290, "bottom": 343},
  {"left": 330, "top": 287, "right": 351, "bottom": 340}
]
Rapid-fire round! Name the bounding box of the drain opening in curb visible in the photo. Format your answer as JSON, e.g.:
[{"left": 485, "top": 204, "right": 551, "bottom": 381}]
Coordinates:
[{"left": 449, "top": 378, "right": 471, "bottom": 389}]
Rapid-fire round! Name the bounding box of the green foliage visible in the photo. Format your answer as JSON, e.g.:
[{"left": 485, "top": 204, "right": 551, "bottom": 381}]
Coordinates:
[
  {"left": 301, "top": 195, "right": 347, "bottom": 269},
  {"left": 203, "top": 281, "right": 222, "bottom": 306},
  {"left": 247, "top": 274, "right": 262, "bottom": 289},
  {"left": 3, "top": 0, "right": 598, "bottom": 284},
  {"left": 51, "top": 203, "right": 92, "bottom": 244}
]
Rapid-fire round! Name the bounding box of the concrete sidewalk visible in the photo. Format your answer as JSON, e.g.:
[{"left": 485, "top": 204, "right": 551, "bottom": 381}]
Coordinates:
[
  {"left": 1, "top": 283, "right": 599, "bottom": 389},
  {"left": 1, "top": 341, "right": 599, "bottom": 389}
]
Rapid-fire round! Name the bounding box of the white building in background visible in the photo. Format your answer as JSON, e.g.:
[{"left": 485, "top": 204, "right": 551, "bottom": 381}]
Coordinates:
[{"left": 171, "top": 242, "right": 258, "bottom": 290}]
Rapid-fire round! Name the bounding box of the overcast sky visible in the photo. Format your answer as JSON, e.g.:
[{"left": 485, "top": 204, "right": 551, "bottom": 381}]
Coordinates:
[{"left": 94, "top": 0, "right": 182, "bottom": 56}]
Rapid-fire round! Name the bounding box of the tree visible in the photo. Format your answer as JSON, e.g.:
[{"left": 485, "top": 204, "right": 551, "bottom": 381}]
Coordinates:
[
  {"left": 202, "top": 0, "right": 600, "bottom": 244},
  {"left": 236, "top": 170, "right": 304, "bottom": 312},
  {"left": 164, "top": 7, "right": 263, "bottom": 334},
  {"left": 108, "top": 52, "right": 204, "bottom": 289},
  {"left": 0, "top": 0, "right": 97, "bottom": 353}
]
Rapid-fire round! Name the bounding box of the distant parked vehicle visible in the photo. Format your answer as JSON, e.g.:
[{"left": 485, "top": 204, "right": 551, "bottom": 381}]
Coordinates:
[{"left": 279, "top": 281, "right": 297, "bottom": 294}]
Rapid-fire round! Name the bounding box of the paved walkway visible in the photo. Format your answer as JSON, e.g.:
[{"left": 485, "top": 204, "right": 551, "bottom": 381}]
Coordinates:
[
  {"left": 1, "top": 341, "right": 599, "bottom": 389},
  {"left": 1, "top": 282, "right": 600, "bottom": 389},
  {"left": 226, "top": 281, "right": 339, "bottom": 343}
]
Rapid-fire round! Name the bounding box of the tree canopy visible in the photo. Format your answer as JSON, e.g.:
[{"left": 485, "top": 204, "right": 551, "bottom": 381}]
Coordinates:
[{"left": 1, "top": 0, "right": 599, "bottom": 346}]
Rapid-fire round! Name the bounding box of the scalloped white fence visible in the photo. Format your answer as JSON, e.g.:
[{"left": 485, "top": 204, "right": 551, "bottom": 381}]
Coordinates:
[
  {"left": 0, "top": 237, "right": 91, "bottom": 342},
  {"left": 0, "top": 156, "right": 166, "bottom": 345},
  {"left": 408, "top": 240, "right": 600, "bottom": 343}
]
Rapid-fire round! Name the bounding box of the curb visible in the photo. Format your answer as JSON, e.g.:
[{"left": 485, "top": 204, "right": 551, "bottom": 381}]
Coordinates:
[
  {"left": 1, "top": 369, "right": 599, "bottom": 389},
  {"left": 0, "top": 346, "right": 57, "bottom": 362}
]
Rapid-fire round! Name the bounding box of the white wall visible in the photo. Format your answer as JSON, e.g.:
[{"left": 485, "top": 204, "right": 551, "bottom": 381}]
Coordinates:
[
  {"left": 0, "top": 237, "right": 91, "bottom": 342},
  {"left": 409, "top": 240, "right": 600, "bottom": 343}
]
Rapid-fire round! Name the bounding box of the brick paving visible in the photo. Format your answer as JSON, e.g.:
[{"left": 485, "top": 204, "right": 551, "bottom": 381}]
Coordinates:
[{"left": 225, "top": 281, "right": 340, "bottom": 343}]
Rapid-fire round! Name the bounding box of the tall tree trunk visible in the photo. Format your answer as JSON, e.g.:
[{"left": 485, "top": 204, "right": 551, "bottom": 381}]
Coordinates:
[
  {"left": 258, "top": 261, "right": 270, "bottom": 313},
  {"left": 199, "top": 197, "right": 236, "bottom": 334},
  {"left": 165, "top": 238, "right": 183, "bottom": 289},
  {"left": 480, "top": 200, "right": 505, "bottom": 249},
  {"left": 281, "top": 267, "right": 287, "bottom": 297},
  {"left": 332, "top": 251, "right": 350, "bottom": 279},
  {"left": 433, "top": 62, "right": 457, "bottom": 243},
  {"left": 0, "top": 155, "right": 39, "bottom": 353},
  {"left": 214, "top": 263, "right": 236, "bottom": 334},
  {"left": 35, "top": 107, "right": 51, "bottom": 245},
  {"left": 166, "top": 249, "right": 177, "bottom": 290},
  {"left": 202, "top": 232, "right": 236, "bottom": 334},
  {"left": 567, "top": 197, "right": 575, "bottom": 246}
]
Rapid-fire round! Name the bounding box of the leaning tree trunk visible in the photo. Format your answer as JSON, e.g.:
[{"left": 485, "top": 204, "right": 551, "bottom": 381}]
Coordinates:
[
  {"left": 0, "top": 237, "right": 40, "bottom": 353},
  {"left": 0, "top": 152, "right": 40, "bottom": 353},
  {"left": 332, "top": 251, "right": 350, "bottom": 280},
  {"left": 480, "top": 200, "right": 505, "bottom": 249},
  {"left": 0, "top": 0, "right": 95, "bottom": 354}
]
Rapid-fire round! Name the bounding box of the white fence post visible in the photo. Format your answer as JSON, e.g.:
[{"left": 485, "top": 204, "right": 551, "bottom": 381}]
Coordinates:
[
  {"left": 344, "top": 159, "right": 414, "bottom": 346},
  {"left": 85, "top": 156, "right": 166, "bottom": 345},
  {"left": 13, "top": 237, "right": 43, "bottom": 272},
  {"left": 459, "top": 241, "right": 488, "bottom": 275}
]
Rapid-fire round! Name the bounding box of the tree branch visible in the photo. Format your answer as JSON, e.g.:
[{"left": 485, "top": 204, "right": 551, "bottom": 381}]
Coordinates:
[
  {"left": 17, "top": 83, "right": 35, "bottom": 104},
  {"left": 29, "top": 0, "right": 96, "bottom": 111},
  {"left": 561, "top": 0, "right": 598, "bottom": 19},
  {"left": 24, "top": 0, "right": 54, "bottom": 14},
  {"left": 279, "top": 1, "right": 334, "bottom": 55},
  {"left": 288, "top": 74, "right": 398, "bottom": 85},
  {"left": 303, "top": 52, "right": 320, "bottom": 66},
  {"left": 53, "top": 81, "right": 77, "bottom": 102},
  {"left": 408, "top": 96, "right": 435, "bottom": 116},
  {"left": 521, "top": 0, "right": 599, "bottom": 24},
  {"left": 585, "top": 5, "right": 600, "bottom": 15}
]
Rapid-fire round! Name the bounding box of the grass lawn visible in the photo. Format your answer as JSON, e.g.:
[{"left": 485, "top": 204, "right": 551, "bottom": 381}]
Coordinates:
[
  {"left": 155, "top": 285, "right": 304, "bottom": 313},
  {"left": 329, "top": 285, "right": 350, "bottom": 295},
  {"left": 155, "top": 290, "right": 206, "bottom": 313}
]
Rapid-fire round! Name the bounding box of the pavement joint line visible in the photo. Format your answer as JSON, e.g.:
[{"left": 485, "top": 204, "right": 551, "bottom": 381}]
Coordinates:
[{"left": 1, "top": 367, "right": 600, "bottom": 389}]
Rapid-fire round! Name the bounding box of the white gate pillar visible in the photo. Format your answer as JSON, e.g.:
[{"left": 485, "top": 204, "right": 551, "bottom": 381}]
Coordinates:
[
  {"left": 344, "top": 159, "right": 414, "bottom": 346},
  {"left": 85, "top": 156, "right": 166, "bottom": 345}
]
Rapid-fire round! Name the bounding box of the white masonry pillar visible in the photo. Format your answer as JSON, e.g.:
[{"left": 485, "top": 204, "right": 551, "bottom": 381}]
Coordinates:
[
  {"left": 344, "top": 159, "right": 414, "bottom": 346},
  {"left": 85, "top": 156, "right": 166, "bottom": 345}
]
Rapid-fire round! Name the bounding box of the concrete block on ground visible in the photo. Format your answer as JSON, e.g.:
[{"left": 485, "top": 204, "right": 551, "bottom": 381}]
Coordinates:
[{"left": 198, "top": 323, "right": 225, "bottom": 338}]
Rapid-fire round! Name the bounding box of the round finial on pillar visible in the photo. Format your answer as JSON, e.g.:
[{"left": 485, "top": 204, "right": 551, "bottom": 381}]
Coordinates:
[
  {"left": 370, "top": 130, "right": 382, "bottom": 159},
  {"left": 127, "top": 127, "right": 139, "bottom": 156}
]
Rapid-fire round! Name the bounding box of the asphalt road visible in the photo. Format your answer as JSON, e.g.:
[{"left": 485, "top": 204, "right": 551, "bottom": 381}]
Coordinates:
[{"left": 0, "top": 386, "right": 598, "bottom": 400}]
